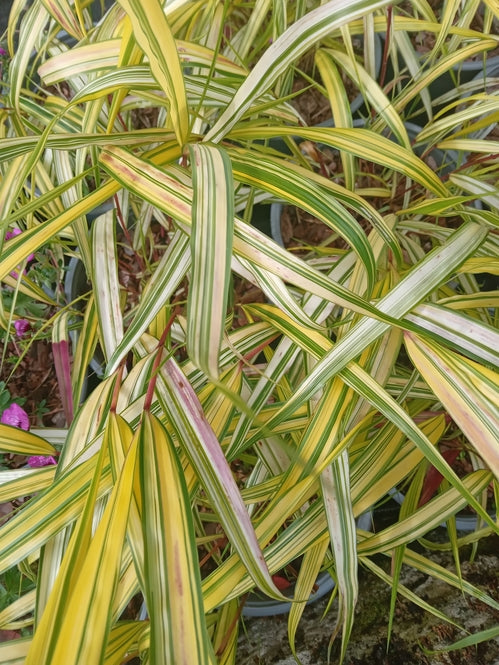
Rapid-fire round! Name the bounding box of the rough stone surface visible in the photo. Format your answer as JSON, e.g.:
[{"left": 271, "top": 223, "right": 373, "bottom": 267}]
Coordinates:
[{"left": 237, "top": 534, "right": 499, "bottom": 665}]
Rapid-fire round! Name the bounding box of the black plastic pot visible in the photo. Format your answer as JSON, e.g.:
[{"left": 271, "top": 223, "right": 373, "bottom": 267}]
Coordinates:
[
  {"left": 242, "top": 510, "right": 372, "bottom": 617},
  {"left": 407, "top": 45, "right": 499, "bottom": 125},
  {"left": 389, "top": 488, "right": 496, "bottom": 533},
  {"left": 268, "top": 120, "right": 458, "bottom": 247}
]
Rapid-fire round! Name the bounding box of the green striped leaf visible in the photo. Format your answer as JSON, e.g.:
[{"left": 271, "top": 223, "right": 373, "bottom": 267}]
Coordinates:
[
  {"left": 314, "top": 49, "right": 355, "bottom": 189},
  {"left": 41, "top": 0, "right": 84, "bottom": 40},
  {"left": 405, "top": 544, "right": 499, "bottom": 613},
  {"left": 0, "top": 637, "right": 30, "bottom": 665},
  {"left": 7, "top": 2, "right": 50, "bottom": 109},
  {"left": 358, "top": 471, "right": 493, "bottom": 555},
  {"left": 321, "top": 456, "right": 358, "bottom": 662},
  {"left": 99, "top": 146, "right": 400, "bottom": 331},
  {"left": 243, "top": 303, "right": 495, "bottom": 523},
  {"left": 228, "top": 148, "right": 378, "bottom": 289},
  {"left": 0, "top": 457, "right": 112, "bottom": 576},
  {"left": 321, "top": 48, "right": 411, "bottom": 149},
  {"left": 91, "top": 210, "right": 124, "bottom": 365},
  {"left": 450, "top": 173, "right": 499, "bottom": 213},
  {"left": 26, "top": 411, "right": 124, "bottom": 663},
  {"left": 205, "top": 0, "right": 394, "bottom": 142},
  {"left": 0, "top": 183, "right": 120, "bottom": 282},
  {"left": 229, "top": 126, "right": 447, "bottom": 196},
  {"left": 288, "top": 539, "right": 329, "bottom": 659},
  {"left": 0, "top": 427, "right": 57, "bottom": 456},
  {"left": 104, "top": 622, "right": 148, "bottom": 665},
  {"left": 118, "top": 0, "right": 189, "bottom": 145},
  {"left": 0, "top": 467, "right": 55, "bottom": 503},
  {"left": 245, "top": 220, "right": 487, "bottom": 435},
  {"left": 405, "top": 303, "right": 499, "bottom": 368},
  {"left": 38, "top": 427, "right": 138, "bottom": 665},
  {"left": 188, "top": 143, "right": 234, "bottom": 379},
  {"left": 70, "top": 293, "right": 100, "bottom": 402},
  {"left": 362, "top": 556, "right": 464, "bottom": 634},
  {"left": 106, "top": 229, "right": 190, "bottom": 374},
  {"left": 439, "top": 139, "right": 499, "bottom": 153},
  {"left": 38, "top": 40, "right": 123, "bottom": 84},
  {"left": 0, "top": 130, "right": 176, "bottom": 164}
]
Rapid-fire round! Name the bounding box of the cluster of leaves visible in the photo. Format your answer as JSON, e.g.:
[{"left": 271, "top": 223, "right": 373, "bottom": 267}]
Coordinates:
[{"left": 0, "top": 1, "right": 498, "bottom": 664}]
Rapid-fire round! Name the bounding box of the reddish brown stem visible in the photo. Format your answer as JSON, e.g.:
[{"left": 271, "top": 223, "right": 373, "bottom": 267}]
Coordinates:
[
  {"left": 110, "top": 362, "right": 125, "bottom": 414},
  {"left": 143, "top": 309, "right": 179, "bottom": 413},
  {"left": 379, "top": 6, "right": 393, "bottom": 90}
]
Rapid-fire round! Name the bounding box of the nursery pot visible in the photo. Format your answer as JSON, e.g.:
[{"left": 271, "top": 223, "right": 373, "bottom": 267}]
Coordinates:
[
  {"left": 389, "top": 488, "right": 496, "bottom": 533},
  {"left": 242, "top": 510, "right": 372, "bottom": 617},
  {"left": 405, "top": 39, "right": 499, "bottom": 125},
  {"left": 64, "top": 255, "right": 106, "bottom": 378},
  {"left": 63, "top": 203, "right": 118, "bottom": 379},
  {"left": 268, "top": 120, "right": 458, "bottom": 247}
]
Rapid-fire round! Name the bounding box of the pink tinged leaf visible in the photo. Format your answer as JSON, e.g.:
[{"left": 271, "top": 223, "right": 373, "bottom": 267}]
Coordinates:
[
  {"left": 14, "top": 319, "right": 30, "bottom": 337},
  {"left": 27, "top": 455, "right": 58, "bottom": 468},
  {"left": 162, "top": 357, "right": 287, "bottom": 601},
  {"left": 1, "top": 403, "right": 30, "bottom": 430},
  {"left": 52, "top": 340, "right": 73, "bottom": 424}
]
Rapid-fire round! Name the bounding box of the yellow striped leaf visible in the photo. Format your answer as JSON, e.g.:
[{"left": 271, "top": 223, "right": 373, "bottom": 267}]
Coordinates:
[
  {"left": 205, "top": 0, "right": 394, "bottom": 142},
  {"left": 158, "top": 356, "right": 288, "bottom": 602},
  {"left": 0, "top": 427, "right": 56, "bottom": 456},
  {"left": 404, "top": 333, "right": 499, "bottom": 480},
  {"left": 139, "top": 412, "right": 215, "bottom": 665},
  {"left": 118, "top": 0, "right": 189, "bottom": 145},
  {"left": 40, "top": 428, "right": 138, "bottom": 665}
]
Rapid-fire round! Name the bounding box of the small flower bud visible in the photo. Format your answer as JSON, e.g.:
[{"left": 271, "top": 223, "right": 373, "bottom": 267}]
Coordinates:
[{"left": 14, "top": 319, "right": 30, "bottom": 337}]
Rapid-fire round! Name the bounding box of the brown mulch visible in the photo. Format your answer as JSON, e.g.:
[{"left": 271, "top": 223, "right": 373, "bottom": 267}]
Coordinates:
[{"left": 0, "top": 338, "right": 65, "bottom": 428}]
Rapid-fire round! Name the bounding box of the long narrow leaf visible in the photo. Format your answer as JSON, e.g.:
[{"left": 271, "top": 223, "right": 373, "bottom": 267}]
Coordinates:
[
  {"left": 188, "top": 143, "right": 234, "bottom": 379},
  {"left": 44, "top": 429, "right": 138, "bottom": 665},
  {"left": 117, "top": 0, "right": 189, "bottom": 145},
  {"left": 157, "top": 356, "right": 288, "bottom": 602},
  {"left": 404, "top": 333, "right": 499, "bottom": 479},
  {"left": 139, "top": 412, "right": 215, "bottom": 665},
  {"left": 92, "top": 210, "right": 124, "bottom": 364},
  {"left": 205, "top": 0, "right": 394, "bottom": 142}
]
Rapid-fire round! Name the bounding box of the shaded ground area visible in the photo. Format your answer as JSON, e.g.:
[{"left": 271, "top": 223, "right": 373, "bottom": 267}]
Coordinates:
[{"left": 237, "top": 534, "right": 499, "bottom": 665}]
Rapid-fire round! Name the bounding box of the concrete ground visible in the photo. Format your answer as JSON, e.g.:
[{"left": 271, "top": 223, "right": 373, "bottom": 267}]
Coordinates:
[{"left": 237, "top": 534, "right": 499, "bottom": 665}]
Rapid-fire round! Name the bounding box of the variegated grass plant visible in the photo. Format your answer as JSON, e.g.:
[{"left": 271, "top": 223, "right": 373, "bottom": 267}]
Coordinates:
[{"left": 0, "top": 1, "right": 498, "bottom": 664}]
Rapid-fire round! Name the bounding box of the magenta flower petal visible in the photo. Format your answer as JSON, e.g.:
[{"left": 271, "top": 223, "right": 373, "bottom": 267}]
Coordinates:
[
  {"left": 14, "top": 319, "right": 30, "bottom": 337},
  {"left": 5, "top": 228, "right": 35, "bottom": 263},
  {"left": 0, "top": 403, "right": 30, "bottom": 430},
  {"left": 0, "top": 47, "right": 7, "bottom": 56},
  {"left": 27, "top": 455, "right": 58, "bottom": 468}
]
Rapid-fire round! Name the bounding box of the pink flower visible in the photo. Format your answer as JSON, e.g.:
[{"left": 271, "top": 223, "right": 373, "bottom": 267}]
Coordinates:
[
  {"left": 0, "top": 47, "right": 7, "bottom": 57},
  {"left": 27, "top": 455, "right": 58, "bottom": 468},
  {"left": 5, "top": 229, "right": 35, "bottom": 277},
  {"left": 14, "top": 319, "right": 30, "bottom": 337},
  {"left": 1, "top": 403, "right": 30, "bottom": 430}
]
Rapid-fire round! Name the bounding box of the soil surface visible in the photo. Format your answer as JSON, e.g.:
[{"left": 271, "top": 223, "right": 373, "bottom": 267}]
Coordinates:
[{"left": 237, "top": 533, "right": 499, "bottom": 665}]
